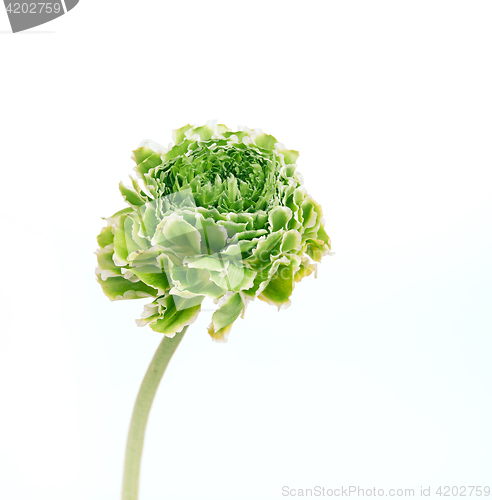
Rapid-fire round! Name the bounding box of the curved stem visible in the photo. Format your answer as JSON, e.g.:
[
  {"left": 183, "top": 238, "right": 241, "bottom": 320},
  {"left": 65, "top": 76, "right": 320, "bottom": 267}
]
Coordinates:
[{"left": 122, "top": 327, "right": 187, "bottom": 500}]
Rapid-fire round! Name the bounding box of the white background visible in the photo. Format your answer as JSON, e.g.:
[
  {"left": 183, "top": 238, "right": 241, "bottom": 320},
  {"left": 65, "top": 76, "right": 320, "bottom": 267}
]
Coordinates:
[{"left": 1, "top": 2, "right": 491, "bottom": 499}]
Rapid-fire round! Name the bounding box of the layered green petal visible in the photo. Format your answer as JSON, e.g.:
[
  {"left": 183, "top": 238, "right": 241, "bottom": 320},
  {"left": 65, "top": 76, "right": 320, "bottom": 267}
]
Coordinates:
[
  {"left": 208, "top": 292, "right": 244, "bottom": 342},
  {"left": 259, "top": 255, "right": 301, "bottom": 309},
  {"left": 146, "top": 295, "right": 202, "bottom": 337},
  {"left": 97, "top": 275, "right": 157, "bottom": 301}
]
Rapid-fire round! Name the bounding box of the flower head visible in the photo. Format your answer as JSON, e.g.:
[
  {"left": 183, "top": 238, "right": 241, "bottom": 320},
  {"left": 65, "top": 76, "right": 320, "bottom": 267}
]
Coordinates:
[{"left": 95, "top": 122, "right": 331, "bottom": 342}]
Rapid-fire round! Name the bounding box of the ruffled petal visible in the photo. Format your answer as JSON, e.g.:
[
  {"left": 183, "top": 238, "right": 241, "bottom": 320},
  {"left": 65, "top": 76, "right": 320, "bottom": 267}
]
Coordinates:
[
  {"left": 147, "top": 295, "right": 203, "bottom": 337},
  {"left": 208, "top": 292, "right": 244, "bottom": 343}
]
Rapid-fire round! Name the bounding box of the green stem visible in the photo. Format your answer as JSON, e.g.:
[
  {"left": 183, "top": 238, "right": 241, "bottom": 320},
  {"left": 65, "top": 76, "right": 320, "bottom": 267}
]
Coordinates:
[{"left": 122, "top": 327, "right": 187, "bottom": 500}]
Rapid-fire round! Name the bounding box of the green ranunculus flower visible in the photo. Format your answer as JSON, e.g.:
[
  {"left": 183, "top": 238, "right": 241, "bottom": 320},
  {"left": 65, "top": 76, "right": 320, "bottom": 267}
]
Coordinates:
[{"left": 95, "top": 122, "right": 331, "bottom": 342}]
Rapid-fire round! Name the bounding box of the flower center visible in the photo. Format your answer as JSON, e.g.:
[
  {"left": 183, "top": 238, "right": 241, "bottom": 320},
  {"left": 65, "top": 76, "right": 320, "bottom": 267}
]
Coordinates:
[{"left": 153, "top": 145, "right": 280, "bottom": 212}]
